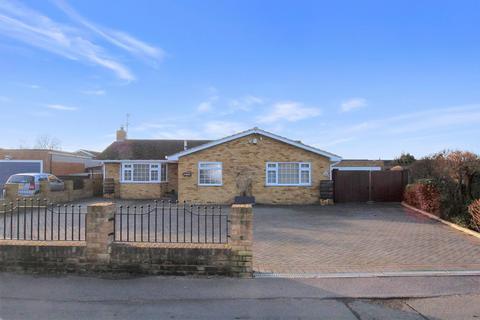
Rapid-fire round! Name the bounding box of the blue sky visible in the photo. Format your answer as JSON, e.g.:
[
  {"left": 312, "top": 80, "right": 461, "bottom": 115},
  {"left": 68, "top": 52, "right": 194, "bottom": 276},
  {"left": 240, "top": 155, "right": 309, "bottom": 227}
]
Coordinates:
[{"left": 1, "top": 0, "right": 480, "bottom": 159}]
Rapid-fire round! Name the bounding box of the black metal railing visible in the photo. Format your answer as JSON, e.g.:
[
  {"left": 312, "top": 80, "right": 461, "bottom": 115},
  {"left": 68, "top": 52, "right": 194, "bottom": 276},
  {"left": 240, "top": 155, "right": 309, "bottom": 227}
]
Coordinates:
[
  {"left": 114, "top": 201, "right": 229, "bottom": 243},
  {"left": 0, "top": 199, "right": 86, "bottom": 241}
]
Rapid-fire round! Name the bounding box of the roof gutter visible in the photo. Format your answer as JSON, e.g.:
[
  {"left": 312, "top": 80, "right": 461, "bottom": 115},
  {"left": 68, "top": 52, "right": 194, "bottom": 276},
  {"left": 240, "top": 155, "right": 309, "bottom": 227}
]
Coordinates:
[{"left": 102, "top": 159, "right": 178, "bottom": 163}]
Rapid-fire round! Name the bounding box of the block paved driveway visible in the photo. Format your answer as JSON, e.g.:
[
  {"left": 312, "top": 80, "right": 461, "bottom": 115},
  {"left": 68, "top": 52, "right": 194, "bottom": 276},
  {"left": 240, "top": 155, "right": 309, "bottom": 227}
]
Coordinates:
[{"left": 253, "top": 203, "right": 480, "bottom": 274}]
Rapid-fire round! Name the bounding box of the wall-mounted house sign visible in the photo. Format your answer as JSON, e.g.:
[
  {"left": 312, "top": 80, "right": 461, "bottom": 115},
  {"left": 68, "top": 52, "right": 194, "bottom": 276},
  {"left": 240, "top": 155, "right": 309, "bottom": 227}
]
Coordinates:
[{"left": 183, "top": 171, "right": 192, "bottom": 177}]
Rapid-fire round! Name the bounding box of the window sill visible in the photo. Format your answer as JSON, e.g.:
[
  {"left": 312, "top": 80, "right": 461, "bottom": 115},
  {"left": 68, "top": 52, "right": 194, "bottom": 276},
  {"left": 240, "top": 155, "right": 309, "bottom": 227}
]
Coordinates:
[
  {"left": 265, "top": 184, "right": 312, "bottom": 187},
  {"left": 198, "top": 184, "right": 223, "bottom": 187}
]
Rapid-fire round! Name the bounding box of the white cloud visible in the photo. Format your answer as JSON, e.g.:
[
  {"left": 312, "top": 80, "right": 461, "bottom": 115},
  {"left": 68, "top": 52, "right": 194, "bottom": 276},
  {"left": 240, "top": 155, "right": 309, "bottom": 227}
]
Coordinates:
[
  {"left": 257, "top": 101, "right": 321, "bottom": 123},
  {"left": 47, "top": 104, "right": 77, "bottom": 111},
  {"left": 340, "top": 98, "right": 367, "bottom": 112},
  {"left": 228, "top": 95, "right": 264, "bottom": 112},
  {"left": 197, "top": 101, "right": 214, "bottom": 113},
  {"left": 343, "top": 104, "right": 480, "bottom": 135},
  {"left": 82, "top": 89, "right": 106, "bottom": 96},
  {"left": 0, "top": 0, "right": 162, "bottom": 81},
  {"left": 152, "top": 129, "right": 203, "bottom": 140},
  {"left": 197, "top": 93, "right": 219, "bottom": 113},
  {"left": 321, "top": 137, "right": 356, "bottom": 147},
  {"left": 314, "top": 104, "right": 480, "bottom": 153},
  {"left": 387, "top": 108, "right": 480, "bottom": 135},
  {"left": 203, "top": 121, "right": 248, "bottom": 138},
  {"left": 53, "top": 0, "right": 164, "bottom": 63},
  {"left": 132, "top": 122, "right": 175, "bottom": 132}
]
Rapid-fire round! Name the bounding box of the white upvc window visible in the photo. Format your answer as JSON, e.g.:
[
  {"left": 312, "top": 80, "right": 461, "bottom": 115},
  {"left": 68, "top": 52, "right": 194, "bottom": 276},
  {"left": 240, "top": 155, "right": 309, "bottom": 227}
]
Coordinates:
[
  {"left": 198, "top": 162, "right": 222, "bottom": 186},
  {"left": 266, "top": 162, "right": 311, "bottom": 186},
  {"left": 121, "top": 162, "right": 167, "bottom": 183}
]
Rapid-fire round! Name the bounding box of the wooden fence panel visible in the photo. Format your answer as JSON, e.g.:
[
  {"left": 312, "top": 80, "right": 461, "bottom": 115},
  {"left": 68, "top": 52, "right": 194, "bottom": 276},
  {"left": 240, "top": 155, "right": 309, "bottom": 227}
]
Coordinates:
[
  {"left": 333, "top": 170, "right": 408, "bottom": 203},
  {"left": 333, "top": 170, "right": 369, "bottom": 203}
]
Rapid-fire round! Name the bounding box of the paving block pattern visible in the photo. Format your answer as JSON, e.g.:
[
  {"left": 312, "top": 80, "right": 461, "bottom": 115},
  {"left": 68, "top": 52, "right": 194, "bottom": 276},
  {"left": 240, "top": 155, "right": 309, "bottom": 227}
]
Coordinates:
[{"left": 253, "top": 203, "right": 480, "bottom": 274}]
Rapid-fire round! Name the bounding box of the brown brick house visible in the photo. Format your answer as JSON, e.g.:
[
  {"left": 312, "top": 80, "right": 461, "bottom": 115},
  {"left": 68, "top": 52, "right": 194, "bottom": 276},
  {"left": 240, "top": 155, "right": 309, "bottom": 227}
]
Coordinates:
[
  {"left": 100, "top": 127, "right": 342, "bottom": 204},
  {"left": 0, "top": 149, "right": 99, "bottom": 176}
]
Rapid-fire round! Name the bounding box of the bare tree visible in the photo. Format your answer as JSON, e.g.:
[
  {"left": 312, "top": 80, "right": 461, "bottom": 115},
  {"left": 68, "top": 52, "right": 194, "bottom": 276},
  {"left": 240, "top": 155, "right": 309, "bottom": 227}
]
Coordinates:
[{"left": 34, "top": 134, "right": 62, "bottom": 150}]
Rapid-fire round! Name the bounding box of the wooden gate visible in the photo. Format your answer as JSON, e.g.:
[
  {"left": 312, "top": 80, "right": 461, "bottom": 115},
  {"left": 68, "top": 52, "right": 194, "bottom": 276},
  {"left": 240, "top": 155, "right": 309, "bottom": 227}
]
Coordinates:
[{"left": 333, "top": 170, "right": 409, "bottom": 203}]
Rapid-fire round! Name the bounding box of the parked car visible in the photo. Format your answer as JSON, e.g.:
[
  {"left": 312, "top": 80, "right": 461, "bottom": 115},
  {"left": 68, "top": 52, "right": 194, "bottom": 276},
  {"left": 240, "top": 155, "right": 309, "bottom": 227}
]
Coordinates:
[{"left": 3, "top": 173, "right": 65, "bottom": 197}]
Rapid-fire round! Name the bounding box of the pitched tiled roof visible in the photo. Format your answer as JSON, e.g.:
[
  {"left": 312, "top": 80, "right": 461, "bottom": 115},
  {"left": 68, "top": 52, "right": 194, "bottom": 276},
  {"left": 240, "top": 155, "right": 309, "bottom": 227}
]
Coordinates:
[
  {"left": 167, "top": 127, "right": 342, "bottom": 161},
  {"left": 97, "top": 139, "right": 212, "bottom": 160}
]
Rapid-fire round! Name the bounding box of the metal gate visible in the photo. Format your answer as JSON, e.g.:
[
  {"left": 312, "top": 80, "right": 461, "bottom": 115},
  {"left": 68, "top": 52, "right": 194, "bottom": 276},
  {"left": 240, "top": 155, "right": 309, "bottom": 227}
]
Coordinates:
[{"left": 333, "top": 170, "right": 409, "bottom": 203}]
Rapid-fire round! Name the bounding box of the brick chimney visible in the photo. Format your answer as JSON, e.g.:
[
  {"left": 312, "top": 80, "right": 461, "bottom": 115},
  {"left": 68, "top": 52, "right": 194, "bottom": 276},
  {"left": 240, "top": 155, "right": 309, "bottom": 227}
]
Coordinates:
[{"left": 116, "top": 126, "right": 127, "bottom": 141}]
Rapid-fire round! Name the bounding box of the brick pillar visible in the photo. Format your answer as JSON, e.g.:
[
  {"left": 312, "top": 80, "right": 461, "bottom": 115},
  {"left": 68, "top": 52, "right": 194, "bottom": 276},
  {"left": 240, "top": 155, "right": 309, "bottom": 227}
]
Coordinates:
[
  {"left": 4, "top": 183, "right": 18, "bottom": 202},
  {"left": 64, "top": 180, "right": 74, "bottom": 201},
  {"left": 40, "top": 181, "right": 50, "bottom": 195},
  {"left": 229, "top": 204, "right": 253, "bottom": 277},
  {"left": 86, "top": 203, "right": 114, "bottom": 264}
]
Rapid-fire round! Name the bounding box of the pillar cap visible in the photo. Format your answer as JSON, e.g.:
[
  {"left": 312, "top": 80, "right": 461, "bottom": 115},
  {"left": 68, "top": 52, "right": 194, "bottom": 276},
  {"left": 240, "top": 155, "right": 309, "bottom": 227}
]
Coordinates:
[
  {"left": 231, "top": 204, "right": 252, "bottom": 208},
  {"left": 88, "top": 202, "right": 114, "bottom": 207}
]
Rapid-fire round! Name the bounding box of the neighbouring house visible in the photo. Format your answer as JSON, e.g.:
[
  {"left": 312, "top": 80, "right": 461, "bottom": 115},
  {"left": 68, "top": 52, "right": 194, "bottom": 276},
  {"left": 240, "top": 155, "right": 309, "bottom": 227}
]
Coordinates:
[
  {"left": 0, "top": 148, "right": 102, "bottom": 190},
  {"left": 74, "top": 149, "right": 101, "bottom": 158},
  {"left": 100, "top": 127, "right": 342, "bottom": 204},
  {"left": 332, "top": 159, "right": 397, "bottom": 171},
  {"left": 332, "top": 159, "right": 386, "bottom": 171}
]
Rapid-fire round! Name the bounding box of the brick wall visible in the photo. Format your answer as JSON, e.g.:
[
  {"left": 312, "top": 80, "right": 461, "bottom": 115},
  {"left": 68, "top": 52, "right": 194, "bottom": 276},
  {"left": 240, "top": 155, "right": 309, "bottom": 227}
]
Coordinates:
[
  {"left": 104, "top": 163, "right": 120, "bottom": 180},
  {"left": 0, "top": 241, "right": 86, "bottom": 274},
  {"left": 110, "top": 243, "right": 233, "bottom": 276},
  {"left": 0, "top": 203, "right": 253, "bottom": 277},
  {"left": 119, "top": 183, "right": 169, "bottom": 199},
  {"left": 51, "top": 162, "right": 85, "bottom": 176},
  {"left": 178, "top": 134, "right": 331, "bottom": 204},
  {"left": 167, "top": 163, "right": 179, "bottom": 194}
]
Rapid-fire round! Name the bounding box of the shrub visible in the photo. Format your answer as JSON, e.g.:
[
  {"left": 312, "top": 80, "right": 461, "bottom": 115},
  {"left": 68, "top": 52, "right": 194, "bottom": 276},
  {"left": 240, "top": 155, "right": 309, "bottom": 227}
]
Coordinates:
[
  {"left": 404, "top": 184, "right": 419, "bottom": 207},
  {"left": 404, "top": 180, "right": 441, "bottom": 216},
  {"left": 468, "top": 199, "right": 480, "bottom": 231},
  {"left": 394, "top": 152, "right": 416, "bottom": 167}
]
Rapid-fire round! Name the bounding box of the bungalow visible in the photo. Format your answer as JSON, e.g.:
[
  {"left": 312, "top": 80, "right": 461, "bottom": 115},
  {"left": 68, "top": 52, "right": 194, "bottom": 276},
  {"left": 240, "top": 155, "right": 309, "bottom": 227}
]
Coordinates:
[{"left": 99, "top": 127, "right": 342, "bottom": 204}]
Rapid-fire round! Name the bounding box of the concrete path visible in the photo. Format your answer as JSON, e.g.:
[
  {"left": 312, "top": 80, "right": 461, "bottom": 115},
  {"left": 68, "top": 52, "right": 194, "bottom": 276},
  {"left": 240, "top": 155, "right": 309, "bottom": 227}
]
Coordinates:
[
  {"left": 253, "top": 203, "right": 480, "bottom": 274},
  {"left": 1, "top": 273, "right": 480, "bottom": 319}
]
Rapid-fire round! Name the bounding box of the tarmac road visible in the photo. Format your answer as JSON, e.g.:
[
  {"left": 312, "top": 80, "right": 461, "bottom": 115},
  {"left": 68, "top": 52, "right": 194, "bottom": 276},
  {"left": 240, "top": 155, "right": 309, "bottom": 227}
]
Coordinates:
[{"left": 1, "top": 273, "right": 480, "bottom": 319}]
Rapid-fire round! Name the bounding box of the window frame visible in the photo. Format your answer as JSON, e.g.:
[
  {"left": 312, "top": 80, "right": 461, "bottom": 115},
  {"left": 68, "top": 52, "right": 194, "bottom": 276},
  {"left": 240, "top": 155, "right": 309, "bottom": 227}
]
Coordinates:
[
  {"left": 120, "top": 162, "right": 168, "bottom": 184},
  {"left": 198, "top": 161, "right": 223, "bottom": 186},
  {"left": 265, "top": 162, "right": 312, "bottom": 186}
]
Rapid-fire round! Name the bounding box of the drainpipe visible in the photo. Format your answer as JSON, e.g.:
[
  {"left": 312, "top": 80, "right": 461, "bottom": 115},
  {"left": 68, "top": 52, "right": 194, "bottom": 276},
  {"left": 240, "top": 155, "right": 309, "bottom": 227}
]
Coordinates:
[{"left": 329, "top": 160, "right": 341, "bottom": 180}]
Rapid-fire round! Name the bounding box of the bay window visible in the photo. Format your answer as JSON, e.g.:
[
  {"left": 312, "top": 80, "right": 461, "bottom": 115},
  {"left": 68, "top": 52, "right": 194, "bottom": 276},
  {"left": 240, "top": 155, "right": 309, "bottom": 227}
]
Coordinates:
[
  {"left": 266, "top": 162, "right": 311, "bottom": 186},
  {"left": 121, "top": 162, "right": 167, "bottom": 183}
]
